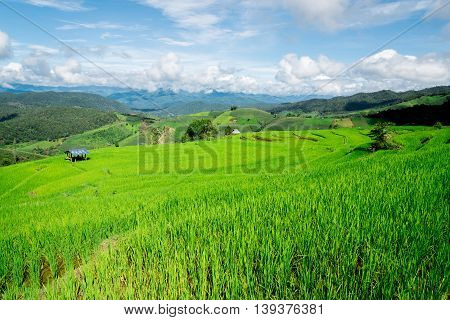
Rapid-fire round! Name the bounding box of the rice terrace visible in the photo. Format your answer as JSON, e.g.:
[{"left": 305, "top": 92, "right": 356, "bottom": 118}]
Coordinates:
[
  {"left": 0, "top": 1, "right": 449, "bottom": 313},
  {"left": 0, "top": 118, "right": 448, "bottom": 299}
]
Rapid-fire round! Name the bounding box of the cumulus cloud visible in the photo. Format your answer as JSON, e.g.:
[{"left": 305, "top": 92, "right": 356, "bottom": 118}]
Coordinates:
[
  {"left": 193, "top": 65, "right": 258, "bottom": 93},
  {"left": 1, "top": 44, "right": 448, "bottom": 96},
  {"left": 275, "top": 49, "right": 450, "bottom": 95},
  {"left": 53, "top": 59, "right": 86, "bottom": 84},
  {"left": 0, "top": 31, "right": 12, "bottom": 59},
  {"left": 23, "top": 56, "right": 53, "bottom": 77},
  {"left": 145, "top": 52, "right": 183, "bottom": 89},
  {"left": 276, "top": 54, "right": 344, "bottom": 84},
  {"left": 355, "top": 49, "right": 449, "bottom": 82},
  {"left": 0, "top": 63, "right": 25, "bottom": 81}
]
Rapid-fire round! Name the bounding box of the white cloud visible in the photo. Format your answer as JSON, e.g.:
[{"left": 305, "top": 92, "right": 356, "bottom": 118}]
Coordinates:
[
  {"left": 276, "top": 54, "right": 344, "bottom": 84},
  {"left": 24, "top": 0, "right": 88, "bottom": 11},
  {"left": 0, "top": 31, "right": 12, "bottom": 59},
  {"left": 234, "top": 29, "right": 260, "bottom": 39},
  {"left": 275, "top": 49, "right": 450, "bottom": 95},
  {"left": 145, "top": 52, "right": 183, "bottom": 89},
  {"left": 137, "top": 0, "right": 231, "bottom": 44},
  {"left": 100, "top": 33, "right": 124, "bottom": 40},
  {"left": 23, "top": 56, "right": 52, "bottom": 77},
  {"left": 57, "top": 20, "right": 146, "bottom": 31},
  {"left": 138, "top": 0, "right": 221, "bottom": 29},
  {"left": 53, "top": 59, "right": 86, "bottom": 84},
  {"left": 28, "top": 44, "right": 59, "bottom": 56},
  {"left": 246, "top": 0, "right": 438, "bottom": 32},
  {"left": 159, "top": 37, "right": 194, "bottom": 47},
  {"left": 0, "top": 63, "right": 25, "bottom": 81},
  {"left": 355, "top": 49, "right": 449, "bottom": 82},
  {"left": 193, "top": 65, "right": 259, "bottom": 93},
  {"left": 2, "top": 41, "right": 448, "bottom": 96}
]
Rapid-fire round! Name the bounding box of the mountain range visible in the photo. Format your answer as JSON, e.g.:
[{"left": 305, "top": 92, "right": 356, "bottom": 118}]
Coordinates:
[{"left": 0, "top": 83, "right": 322, "bottom": 116}]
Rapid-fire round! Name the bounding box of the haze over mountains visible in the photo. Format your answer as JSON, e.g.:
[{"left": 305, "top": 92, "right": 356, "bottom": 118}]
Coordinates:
[
  {"left": 0, "top": 83, "right": 323, "bottom": 115},
  {"left": 1, "top": 83, "right": 449, "bottom": 117}
]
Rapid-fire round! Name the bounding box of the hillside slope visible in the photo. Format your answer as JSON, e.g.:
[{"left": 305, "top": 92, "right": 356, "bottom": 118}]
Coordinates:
[
  {"left": 0, "top": 91, "right": 129, "bottom": 113},
  {"left": 272, "top": 86, "right": 450, "bottom": 114},
  {"left": 0, "top": 105, "right": 118, "bottom": 144},
  {"left": 0, "top": 127, "right": 448, "bottom": 299}
]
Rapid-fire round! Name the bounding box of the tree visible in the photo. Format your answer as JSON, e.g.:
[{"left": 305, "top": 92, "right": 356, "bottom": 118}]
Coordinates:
[
  {"left": 434, "top": 121, "right": 443, "bottom": 129},
  {"left": 368, "top": 122, "right": 398, "bottom": 151},
  {"left": 183, "top": 119, "right": 218, "bottom": 142},
  {"left": 224, "top": 125, "right": 233, "bottom": 136},
  {"left": 230, "top": 106, "right": 237, "bottom": 111}
]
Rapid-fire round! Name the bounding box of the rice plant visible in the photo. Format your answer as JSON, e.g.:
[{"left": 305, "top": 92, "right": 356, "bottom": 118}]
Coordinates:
[{"left": 0, "top": 127, "right": 448, "bottom": 299}]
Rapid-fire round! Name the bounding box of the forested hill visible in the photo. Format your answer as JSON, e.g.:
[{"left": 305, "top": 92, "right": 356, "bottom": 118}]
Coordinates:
[
  {"left": 0, "top": 105, "right": 118, "bottom": 144},
  {"left": 0, "top": 91, "right": 129, "bottom": 113},
  {"left": 270, "top": 86, "right": 450, "bottom": 114}
]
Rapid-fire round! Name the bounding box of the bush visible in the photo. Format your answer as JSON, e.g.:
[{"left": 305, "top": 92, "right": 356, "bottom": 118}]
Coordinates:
[{"left": 224, "top": 126, "right": 233, "bottom": 136}]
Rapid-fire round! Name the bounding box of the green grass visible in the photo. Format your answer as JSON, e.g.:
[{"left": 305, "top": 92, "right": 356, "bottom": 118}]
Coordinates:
[
  {"left": 0, "top": 127, "right": 448, "bottom": 299},
  {"left": 265, "top": 117, "right": 333, "bottom": 131},
  {"left": 59, "top": 122, "right": 135, "bottom": 150},
  {"left": 214, "top": 108, "right": 273, "bottom": 126}
]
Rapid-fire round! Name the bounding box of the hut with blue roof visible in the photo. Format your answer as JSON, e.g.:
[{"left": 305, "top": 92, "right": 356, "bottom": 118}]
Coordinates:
[{"left": 65, "top": 148, "right": 89, "bottom": 162}]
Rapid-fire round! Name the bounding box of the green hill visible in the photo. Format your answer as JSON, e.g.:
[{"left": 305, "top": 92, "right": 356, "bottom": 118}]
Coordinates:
[
  {"left": 213, "top": 108, "right": 273, "bottom": 131},
  {"left": 0, "top": 105, "right": 119, "bottom": 144},
  {"left": 0, "top": 91, "right": 129, "bottom": 112},
  {"left": 0, "top": 126, "right": 448, "bottom": 299},
  {"left": 384, "top": 94, "right": 449, "bottom": 110},
  {"left": 272, "top": 86, "right": 450, "bottom": 114}
]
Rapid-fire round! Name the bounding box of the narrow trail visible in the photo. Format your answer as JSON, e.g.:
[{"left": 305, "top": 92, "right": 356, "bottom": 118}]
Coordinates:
[{"left": 331, "top": 131, "right": 348, "bottom": 144}]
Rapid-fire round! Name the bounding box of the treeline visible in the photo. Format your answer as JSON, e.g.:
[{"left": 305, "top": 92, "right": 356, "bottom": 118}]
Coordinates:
[
  {"left": 0, "top": 105, "right": 118, "bottom": 144},
  {"left": 368, "top": 101, "right": 449, "bottom": 126},
  {"left": 271, "top": 86, "right": 450, "bottom": 114}
]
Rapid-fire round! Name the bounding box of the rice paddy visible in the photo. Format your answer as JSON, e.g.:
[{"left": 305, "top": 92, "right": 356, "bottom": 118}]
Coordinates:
[{"left": 0, "top": 127, "right": 448, "bottom": 299}]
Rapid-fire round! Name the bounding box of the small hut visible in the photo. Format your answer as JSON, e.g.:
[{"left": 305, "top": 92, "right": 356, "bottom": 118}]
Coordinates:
[
  {"left": 65, "top": 148, "right": 89, "bottom": 162},
  {"left": 231, "top": 129, "right": 241, "bottom": 135}
]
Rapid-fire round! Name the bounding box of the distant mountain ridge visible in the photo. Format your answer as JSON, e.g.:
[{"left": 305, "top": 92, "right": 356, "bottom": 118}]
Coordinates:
[
  {"left": 270, "top": 86, "right": 450, "bottom": 114},
  {"left": 0, "top": 84, "right": 322, "bottom": 115},
  {"left": 0, "top": 91, "right": 129, "bottom": 113},
  {"left": 1, "top": 83, "right": 449, "bottom": 116}
]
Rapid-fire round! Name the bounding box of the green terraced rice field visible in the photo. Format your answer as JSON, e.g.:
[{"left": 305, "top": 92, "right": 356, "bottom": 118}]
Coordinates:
[{"left": 0, "top": 127, "right": 448, "bottom": 299}]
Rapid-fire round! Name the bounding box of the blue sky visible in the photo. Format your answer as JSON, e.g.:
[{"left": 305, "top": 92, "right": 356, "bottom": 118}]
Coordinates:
[{"left": 0, "top": 0, "right": 449, "bottom": 95}]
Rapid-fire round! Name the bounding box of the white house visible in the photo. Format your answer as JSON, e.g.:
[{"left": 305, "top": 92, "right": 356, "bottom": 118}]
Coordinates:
[{"left": 231, "top": 129, "right": 241, "bottom": 135}]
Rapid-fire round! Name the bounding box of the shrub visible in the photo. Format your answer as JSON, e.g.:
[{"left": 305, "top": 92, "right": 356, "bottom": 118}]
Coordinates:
[{"left": 224, "top": 126, "right": 233, "bottom": 136}]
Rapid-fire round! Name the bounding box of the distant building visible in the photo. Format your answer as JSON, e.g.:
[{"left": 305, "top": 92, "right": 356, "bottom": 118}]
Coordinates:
[
  {"left": 231, "top": 129, "right": 241, "bottom": 135},
  {"left": 65, "top": 148, "right": 89, "bottom": 162}
]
